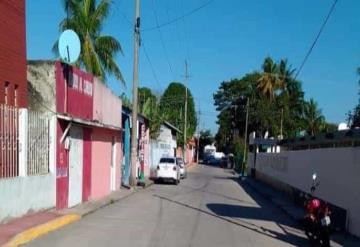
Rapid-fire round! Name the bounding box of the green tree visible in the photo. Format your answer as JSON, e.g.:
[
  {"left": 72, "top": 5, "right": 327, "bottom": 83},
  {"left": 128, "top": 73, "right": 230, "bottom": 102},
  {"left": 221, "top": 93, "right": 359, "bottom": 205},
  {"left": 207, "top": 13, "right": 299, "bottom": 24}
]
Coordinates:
[
  {"left": 55, "top": 0, "right": 124, "bottom": 84},
  {"left": 214, "top": 57, "right": 309, "bottom": 151},
  {"left": 257, "top": 57, "right": 285, "bottom": 100},
  {"left": 119, "top": 93, "right": 131, "bottom": 108},
  {"left": 160, "top": 82, "right": 197, "bottom": 147},
  {"left": 138, "top": 87, "right": 157, "bottom": 112},
  {"left": 303, "top": 98, "right": 325, "bottom": 135},
  {"left": 141, "top": 97, "right": 166, "bottom": 139},
  {"left": 347, "top": 67, "right": 360, "bottom": 128}
]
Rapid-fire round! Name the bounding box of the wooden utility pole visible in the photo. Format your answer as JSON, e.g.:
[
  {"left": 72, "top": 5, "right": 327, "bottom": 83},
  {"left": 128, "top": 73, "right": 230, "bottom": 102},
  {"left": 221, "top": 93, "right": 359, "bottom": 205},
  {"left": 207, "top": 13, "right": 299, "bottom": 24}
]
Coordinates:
[
  {"left": 280, "top": 108, "right": 284, "bottom": 139},
  {"left": 130, "top": 0, "right": 140, "bottom": 186},
  {"left": 183, "top": 61, "right": 189, "bottom": 163},
  {"left": 196, "top": 101, "right": 200, "bottom": 163}
]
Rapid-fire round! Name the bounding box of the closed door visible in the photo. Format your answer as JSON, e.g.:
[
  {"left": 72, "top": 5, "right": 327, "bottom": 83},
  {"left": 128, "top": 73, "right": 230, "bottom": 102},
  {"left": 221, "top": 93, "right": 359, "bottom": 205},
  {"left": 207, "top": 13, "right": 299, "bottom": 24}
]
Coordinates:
[
  {"left": 110, "top": 136, "right": 116, "bottom": 191},
  {"left": 122, "top": 119, "right": 130, "bottom": 186},
  {"left": 68, "top": 126, "right": 83, "bottom": 208}
]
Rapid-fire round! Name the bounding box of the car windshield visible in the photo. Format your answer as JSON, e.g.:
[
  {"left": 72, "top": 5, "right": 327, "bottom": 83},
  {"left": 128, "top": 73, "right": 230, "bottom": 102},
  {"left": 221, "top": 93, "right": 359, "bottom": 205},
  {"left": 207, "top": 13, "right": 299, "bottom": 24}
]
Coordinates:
[{"left": 159, "top": 158, "right": 175, "bottom": 163}]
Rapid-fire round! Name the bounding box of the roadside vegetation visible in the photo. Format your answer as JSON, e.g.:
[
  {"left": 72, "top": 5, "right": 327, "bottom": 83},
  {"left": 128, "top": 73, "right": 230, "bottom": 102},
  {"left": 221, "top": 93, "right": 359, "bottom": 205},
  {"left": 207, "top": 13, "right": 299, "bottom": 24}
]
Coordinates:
[{"left": 213, "top": 56, "right": 336, "bottom": 154}]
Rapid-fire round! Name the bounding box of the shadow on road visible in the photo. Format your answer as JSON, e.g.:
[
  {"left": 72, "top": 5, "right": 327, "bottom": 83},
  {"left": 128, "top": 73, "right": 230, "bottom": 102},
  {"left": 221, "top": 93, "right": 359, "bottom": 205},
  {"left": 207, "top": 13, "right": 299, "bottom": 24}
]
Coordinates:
[{"left": 153, "top": 193, "right": 309, "bottom": 246}]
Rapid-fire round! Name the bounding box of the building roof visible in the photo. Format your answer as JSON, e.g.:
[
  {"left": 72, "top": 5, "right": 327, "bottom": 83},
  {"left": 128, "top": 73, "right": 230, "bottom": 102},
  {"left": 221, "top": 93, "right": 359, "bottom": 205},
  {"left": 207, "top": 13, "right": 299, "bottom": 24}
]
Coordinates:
[
  {"left": 122, "top": 105, "right": 150, "bottom": 122},
  {"left": 163, "top": 121, "right": 182, "bottom": 134}
]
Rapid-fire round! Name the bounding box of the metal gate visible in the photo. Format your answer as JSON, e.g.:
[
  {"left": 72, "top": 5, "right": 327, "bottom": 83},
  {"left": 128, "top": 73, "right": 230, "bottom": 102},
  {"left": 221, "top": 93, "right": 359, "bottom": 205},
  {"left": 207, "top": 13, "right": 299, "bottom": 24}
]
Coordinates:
[
  {"left": 0, "top": 104, "right": 18, "bottom": 178},
  {"left": 27, "top": 111, "right": 50, "bottom": 176}
]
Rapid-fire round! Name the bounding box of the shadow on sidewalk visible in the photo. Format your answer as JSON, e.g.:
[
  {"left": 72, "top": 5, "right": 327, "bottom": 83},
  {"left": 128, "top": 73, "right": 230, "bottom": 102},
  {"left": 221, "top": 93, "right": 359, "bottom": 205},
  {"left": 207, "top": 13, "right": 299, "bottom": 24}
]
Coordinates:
[{"left": 229, "top": 176, "right": 360, "bottom": 247}]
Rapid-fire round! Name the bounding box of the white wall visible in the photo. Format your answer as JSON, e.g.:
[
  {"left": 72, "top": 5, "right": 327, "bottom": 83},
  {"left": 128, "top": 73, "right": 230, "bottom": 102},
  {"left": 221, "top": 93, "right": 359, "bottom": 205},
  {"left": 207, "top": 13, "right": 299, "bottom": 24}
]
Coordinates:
[
  {"left": 250, "top": 147, "right": 360, "bottom": 237},
  {"left": 0, "top": 174, "right": 56, "bottom": 221},
  {"left": 149, "top": 125, "right": 177, "bottom": 177},
  {"left": 0, "top": 110, "right": 56, "bottom": 222}
]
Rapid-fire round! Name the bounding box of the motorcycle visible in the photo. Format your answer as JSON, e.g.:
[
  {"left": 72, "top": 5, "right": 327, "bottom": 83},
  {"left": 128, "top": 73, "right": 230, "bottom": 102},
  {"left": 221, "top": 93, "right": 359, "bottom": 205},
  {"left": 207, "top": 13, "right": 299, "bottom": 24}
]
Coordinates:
[{"left": 302, "top": 173, "right": 331, "bottom": 247}]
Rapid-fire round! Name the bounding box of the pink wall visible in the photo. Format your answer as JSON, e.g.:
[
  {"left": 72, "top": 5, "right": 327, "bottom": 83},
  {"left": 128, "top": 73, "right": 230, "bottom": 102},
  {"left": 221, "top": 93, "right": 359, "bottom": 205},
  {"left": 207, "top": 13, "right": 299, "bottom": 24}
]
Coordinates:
[
  {"left": 93, "top": 78, "right": 122, "bottom": 128},
  {"left": 91, "top": 128, "right": 121, "bottom": 200}
]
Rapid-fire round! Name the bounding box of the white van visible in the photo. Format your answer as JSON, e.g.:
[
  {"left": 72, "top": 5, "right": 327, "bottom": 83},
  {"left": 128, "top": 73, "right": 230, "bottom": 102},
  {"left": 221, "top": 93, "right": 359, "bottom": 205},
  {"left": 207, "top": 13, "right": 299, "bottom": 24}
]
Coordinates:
[{"left": 155, "top": 157, "right": 180, "bottom": 185}]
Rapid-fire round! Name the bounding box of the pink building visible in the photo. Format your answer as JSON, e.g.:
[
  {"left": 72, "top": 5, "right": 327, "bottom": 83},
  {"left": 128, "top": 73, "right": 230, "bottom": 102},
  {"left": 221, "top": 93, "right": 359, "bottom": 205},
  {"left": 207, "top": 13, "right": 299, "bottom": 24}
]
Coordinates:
[
  {"left": 27, "top": 61, "right": 123, "bottom": 209},
  {"left": 91, "top": 78, "right": 122, "bottom": 199}
]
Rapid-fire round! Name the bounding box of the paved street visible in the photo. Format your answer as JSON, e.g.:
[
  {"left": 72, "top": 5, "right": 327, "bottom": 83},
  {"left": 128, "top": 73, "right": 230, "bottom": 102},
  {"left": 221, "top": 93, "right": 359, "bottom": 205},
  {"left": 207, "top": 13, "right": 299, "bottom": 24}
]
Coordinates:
[{"left": 27, "top": 165, "right": 309, "bottom": 247}]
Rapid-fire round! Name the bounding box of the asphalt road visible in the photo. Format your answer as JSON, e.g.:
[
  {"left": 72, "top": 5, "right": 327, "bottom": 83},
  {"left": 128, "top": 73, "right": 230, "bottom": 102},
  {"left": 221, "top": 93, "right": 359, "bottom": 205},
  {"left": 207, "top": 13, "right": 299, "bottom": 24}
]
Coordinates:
[{"left": 27, "top": 165, "right": 310, "bottom": 247}]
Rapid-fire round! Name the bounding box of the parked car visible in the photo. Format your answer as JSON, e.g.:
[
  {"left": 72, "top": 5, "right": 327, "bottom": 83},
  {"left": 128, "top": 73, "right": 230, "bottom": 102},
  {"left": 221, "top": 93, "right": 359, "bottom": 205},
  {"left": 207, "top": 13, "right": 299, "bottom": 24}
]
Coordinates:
[
  {"left": 208, "top": 156, "right": 221, "bottom": 166},
  {"left": 155, "top": 157, "right": 180, "bottom": 185},
  {"left": 176, "top": 157, "right": 187, "bottom": 179}
]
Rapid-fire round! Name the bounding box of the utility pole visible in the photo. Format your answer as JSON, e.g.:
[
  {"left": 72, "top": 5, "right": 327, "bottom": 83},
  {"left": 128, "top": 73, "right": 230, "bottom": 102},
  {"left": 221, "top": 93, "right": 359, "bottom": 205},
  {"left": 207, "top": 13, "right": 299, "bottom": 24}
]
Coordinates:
[
  {"left": 183, "top": 61, "right": 189, "bottom": 164},
  {"left": 196, "top": 101, "right": 201, "bottom": 164},
  {"left": 130, "top": 0, "right": 140, "bottom": 186},
  {"left": 280, "top": 108, "right": 284, "bottom": 139},
  {"left": 241, "top": 98, "right": 249, "bottom": 176}
]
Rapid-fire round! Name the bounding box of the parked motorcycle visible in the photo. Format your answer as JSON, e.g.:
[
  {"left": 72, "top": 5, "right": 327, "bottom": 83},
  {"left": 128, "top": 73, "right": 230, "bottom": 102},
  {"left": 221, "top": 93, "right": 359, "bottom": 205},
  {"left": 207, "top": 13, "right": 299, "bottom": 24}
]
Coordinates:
[{"left": 303, "top": 173, "right": 331, "bottom": 247}]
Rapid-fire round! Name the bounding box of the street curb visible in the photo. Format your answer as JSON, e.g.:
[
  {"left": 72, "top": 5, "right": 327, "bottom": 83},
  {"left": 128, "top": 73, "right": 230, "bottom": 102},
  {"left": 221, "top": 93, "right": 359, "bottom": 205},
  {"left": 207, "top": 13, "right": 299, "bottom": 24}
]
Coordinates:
[
  {"left": 3, "top": 214, "right": 81, "bottom": 247},
  {"left": 3, "top": 183, "right": 155, "bottom": 246},
  {"left": 81, "top": 184, "right": 154, "bottom": 218}
]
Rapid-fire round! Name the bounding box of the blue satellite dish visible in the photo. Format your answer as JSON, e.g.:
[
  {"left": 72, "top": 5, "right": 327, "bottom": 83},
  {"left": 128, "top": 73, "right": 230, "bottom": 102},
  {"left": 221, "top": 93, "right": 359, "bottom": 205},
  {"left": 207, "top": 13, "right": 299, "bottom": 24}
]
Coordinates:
[{"left": 58, "top": 29, "right": 81, "bottom": 64}]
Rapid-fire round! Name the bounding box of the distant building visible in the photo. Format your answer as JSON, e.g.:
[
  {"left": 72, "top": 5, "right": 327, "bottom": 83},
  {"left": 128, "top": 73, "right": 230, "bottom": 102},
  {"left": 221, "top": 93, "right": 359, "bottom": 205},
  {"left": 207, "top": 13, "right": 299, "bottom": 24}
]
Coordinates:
[
  {"left": 0, "top": 0, "right": 27, "bottom": 107},
  {"left": 149, "top": 122, "right": 181, "bottom": 177}
]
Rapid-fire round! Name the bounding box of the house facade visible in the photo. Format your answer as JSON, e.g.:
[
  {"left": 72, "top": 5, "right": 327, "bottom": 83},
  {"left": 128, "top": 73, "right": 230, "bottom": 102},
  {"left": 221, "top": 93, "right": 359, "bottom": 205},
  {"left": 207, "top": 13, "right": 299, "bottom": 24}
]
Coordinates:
[
  {"left": 27, "top": 61, "right": 122, "bottom": 210},
  {"left": 121, "top": 107, "right": 150, "bottom": 185}
]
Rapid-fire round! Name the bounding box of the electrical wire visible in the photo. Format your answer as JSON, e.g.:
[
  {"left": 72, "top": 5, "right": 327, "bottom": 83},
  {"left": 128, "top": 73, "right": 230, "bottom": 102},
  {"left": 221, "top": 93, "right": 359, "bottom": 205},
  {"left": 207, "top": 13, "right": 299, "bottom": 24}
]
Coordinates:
[
  {"left": 151, "top": 0, "right": 176, "bottom": 80},
  {"left": 295, "top": 0, "right": 339, "bottom": 79},
  {"left": 142, "top": 0, "right": 214, "bottom": 32},
  {"left": 141, "top": 39, "right": 162, "bottom": 91}
]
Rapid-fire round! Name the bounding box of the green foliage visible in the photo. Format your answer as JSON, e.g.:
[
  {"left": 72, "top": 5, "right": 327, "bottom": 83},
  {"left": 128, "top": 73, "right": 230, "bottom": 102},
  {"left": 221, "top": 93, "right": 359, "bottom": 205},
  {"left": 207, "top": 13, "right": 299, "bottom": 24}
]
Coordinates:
[
  {"left": 139, "top": 87, "right": 157, "bottom": 111},
  {"left": 137, "top": 87, "right": 164, "bottom": 139},
  {"left": 160, "top": 82, "right": 197, "bottom": 147},
  {"left": 347, "top": 105, "right": 360, "bottom": 128},
  {"left": 303, "top": 98, "right": 325, "bottom": 135},
  {"left": 347, "top": 67, "right": 360, "bottom": 128},
  {"left": 55, "top": 0, "right": 124, "bottom": 84},
  {"left": 214, "top": 56, "right": 330, "bottom": 152},
  {"left": 119, "top": 93, "right": 132, "bottom": 108}
]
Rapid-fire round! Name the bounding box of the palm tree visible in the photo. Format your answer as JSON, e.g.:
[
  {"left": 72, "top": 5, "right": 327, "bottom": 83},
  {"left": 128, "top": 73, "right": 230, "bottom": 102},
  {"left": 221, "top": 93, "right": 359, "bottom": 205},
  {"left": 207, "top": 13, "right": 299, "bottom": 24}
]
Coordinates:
[
  {"left": 257, "top": 57, "right": 284, "bottom": 100},
  {"left": 55, "top": 0, "right": 124, "bottom": 85},
  {"left": 303, "top": 98, "right": 325, "bottom": 135}
]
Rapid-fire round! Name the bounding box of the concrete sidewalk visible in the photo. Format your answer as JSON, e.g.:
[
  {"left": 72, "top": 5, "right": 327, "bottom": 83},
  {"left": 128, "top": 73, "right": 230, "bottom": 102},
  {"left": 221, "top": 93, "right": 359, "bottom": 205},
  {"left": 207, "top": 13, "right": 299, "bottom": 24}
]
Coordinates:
[
  {"left": 243, "top": 176, "right": 360, "bottom": 247},
  {"left": 0, "top": 182, "right": 153, "bottom": 247}
]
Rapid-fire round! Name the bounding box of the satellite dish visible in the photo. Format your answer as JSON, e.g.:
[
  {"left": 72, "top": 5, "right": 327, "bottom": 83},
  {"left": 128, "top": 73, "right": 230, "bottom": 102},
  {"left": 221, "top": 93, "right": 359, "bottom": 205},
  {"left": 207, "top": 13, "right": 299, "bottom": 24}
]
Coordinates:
[
  {"left": 58, "top": 29, "right": 81, "bottom": 64},
  {"left": 338, "top": 122, "right": 349, "bottom": 131}
]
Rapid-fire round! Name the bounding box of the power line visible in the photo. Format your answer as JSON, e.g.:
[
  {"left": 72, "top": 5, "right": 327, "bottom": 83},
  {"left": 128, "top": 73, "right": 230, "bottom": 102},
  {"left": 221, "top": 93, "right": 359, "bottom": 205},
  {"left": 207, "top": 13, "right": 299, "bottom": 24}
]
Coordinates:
[
  {"left": 151, "top": 0, "right": 176, "bottom": 80},
  {"left": 295, "top": 0, "right": 339, "bottom": 79},
  {"left": 142, "top": 0, "right": 214, "bottom": 32},
  {"left": 141, "top": 39, "right": 162, "bottom": 91}
]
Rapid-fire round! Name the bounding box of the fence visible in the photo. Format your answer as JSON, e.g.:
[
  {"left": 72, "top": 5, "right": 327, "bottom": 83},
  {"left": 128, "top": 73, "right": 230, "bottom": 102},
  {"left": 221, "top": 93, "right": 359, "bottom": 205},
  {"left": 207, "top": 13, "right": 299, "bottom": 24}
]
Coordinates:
[
  {"left": 0, "top": 105, "right": 19, "bottom": 178},
  {"left": 27, "top": 111, "right": 50, "bottom": 176}
]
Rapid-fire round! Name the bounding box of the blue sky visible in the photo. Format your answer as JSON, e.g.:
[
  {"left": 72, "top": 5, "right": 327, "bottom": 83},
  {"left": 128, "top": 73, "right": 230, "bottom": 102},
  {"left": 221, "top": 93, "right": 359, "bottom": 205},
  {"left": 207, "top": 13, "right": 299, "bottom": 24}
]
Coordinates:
[{"left": 26, "top": 0, "right": 360, "bottom": 134}]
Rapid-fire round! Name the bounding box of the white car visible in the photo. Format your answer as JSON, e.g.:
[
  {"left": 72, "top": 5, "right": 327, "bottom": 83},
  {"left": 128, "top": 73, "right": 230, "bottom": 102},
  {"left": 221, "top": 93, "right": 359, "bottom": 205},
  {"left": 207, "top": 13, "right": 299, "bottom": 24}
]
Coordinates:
[
  {"left": 176, "top": 157, "right": 187, "bottom": 179},
  {"left": 156, "top": 157, "right": 180, "bottom": 184}
]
